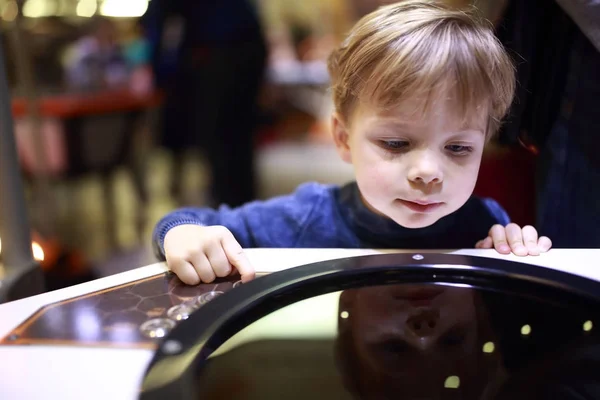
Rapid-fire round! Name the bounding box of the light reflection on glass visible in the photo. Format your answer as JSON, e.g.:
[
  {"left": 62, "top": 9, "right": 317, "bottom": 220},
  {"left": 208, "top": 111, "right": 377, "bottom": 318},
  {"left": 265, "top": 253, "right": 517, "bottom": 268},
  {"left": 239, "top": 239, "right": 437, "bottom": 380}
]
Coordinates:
[
  {"left": 74, "top": 306, "right": 102, "bottom": 341},
  {"left": 483, "top": 341, "right": 495, "bottom": 353},
  {"left": 444, "top": 376, "right": 460, "bottom": 389},
  {"left": 140, "top": 318, "right": 176, "bottom": 339},
  {"left": 197, "top": 291, "right": 224, "bottom": 307},
  {"left": 46, "top": 307, "right": 67, "bottom": 332},
  {"left": 167, "top": 303, "right": 195, "bottom": 321},
  {"left": 107, "top": 322, "right": 139, "bottom": 343}
]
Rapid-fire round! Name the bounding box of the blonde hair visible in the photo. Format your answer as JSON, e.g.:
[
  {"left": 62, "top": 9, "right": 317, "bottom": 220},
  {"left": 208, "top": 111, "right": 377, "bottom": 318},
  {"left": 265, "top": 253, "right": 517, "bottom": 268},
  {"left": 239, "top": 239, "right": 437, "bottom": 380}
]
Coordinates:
[{"left": 327, "top": 0, "right": 516, "bottom": 137}]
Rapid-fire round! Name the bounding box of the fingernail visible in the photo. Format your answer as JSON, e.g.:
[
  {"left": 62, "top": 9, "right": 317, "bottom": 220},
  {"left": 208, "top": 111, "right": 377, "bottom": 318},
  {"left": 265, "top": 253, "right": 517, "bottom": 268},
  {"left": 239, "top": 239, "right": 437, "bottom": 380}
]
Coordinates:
[
  {"left": 500, "top": 245, "right": 510, "bottom": 252},
  {"left": 516, "top": 245, "right": 528, "bottom": 255}
]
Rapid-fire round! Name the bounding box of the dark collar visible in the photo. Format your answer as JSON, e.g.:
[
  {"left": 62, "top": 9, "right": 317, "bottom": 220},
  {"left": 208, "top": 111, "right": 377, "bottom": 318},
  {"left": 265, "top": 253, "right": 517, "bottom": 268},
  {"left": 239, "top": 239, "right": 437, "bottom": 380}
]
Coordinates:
[{"left": 336, "top": 182, "right": 461, "bottom": 248}]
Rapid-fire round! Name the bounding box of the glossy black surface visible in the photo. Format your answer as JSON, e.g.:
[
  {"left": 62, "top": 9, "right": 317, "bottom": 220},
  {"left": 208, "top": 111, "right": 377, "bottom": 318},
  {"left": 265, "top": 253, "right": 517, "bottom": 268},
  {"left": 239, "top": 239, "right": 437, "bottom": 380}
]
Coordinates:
[{"left": 139, "top": 253, "right": 600, "bottom": 399}]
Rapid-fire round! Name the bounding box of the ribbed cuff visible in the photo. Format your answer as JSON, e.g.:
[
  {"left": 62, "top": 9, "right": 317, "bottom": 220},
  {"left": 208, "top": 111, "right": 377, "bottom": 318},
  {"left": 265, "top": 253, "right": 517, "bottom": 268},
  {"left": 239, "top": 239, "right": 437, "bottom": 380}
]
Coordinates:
[{"left": 152, "top": 219, "right": 206, "bottom": 261}]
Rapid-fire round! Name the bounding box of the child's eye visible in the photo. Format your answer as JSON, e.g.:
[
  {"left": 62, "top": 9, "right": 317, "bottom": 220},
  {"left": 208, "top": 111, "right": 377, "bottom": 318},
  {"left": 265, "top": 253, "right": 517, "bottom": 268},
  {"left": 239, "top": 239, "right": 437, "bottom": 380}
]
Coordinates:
[
  {"left": 446, "top": 144, "right": 473, "bottom": 155},
  {"left": 380, "top": 140, "right": 409, "bottom": 151}
]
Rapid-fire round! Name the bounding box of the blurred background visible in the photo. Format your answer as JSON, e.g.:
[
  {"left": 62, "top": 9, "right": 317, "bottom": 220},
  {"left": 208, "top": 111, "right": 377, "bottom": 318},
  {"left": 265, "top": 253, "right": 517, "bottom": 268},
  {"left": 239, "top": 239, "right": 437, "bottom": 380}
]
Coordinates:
[{"left": 0, "top": 0, "right": 544, "bottom": 290}]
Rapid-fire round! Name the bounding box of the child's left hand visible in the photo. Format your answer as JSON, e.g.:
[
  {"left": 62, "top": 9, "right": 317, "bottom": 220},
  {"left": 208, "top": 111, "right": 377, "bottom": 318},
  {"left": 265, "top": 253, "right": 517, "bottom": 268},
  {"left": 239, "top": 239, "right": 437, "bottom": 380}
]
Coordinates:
[{"left": 475, "top": 223, "right": 552, "bottom": 256}]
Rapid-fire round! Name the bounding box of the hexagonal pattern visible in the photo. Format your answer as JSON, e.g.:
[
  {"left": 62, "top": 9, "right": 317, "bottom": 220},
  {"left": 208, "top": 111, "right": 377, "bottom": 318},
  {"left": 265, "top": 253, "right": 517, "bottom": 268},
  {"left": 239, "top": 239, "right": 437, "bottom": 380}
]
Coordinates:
[{"left": 0, "top": 273, "right": 241, "bottom": 347}]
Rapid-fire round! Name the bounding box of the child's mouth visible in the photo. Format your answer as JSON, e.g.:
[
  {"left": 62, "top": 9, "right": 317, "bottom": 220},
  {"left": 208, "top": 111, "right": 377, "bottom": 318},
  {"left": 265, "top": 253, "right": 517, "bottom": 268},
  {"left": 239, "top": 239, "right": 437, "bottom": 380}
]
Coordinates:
[{"left": 397, "top": 199, "right": 443, "bottom": 213}]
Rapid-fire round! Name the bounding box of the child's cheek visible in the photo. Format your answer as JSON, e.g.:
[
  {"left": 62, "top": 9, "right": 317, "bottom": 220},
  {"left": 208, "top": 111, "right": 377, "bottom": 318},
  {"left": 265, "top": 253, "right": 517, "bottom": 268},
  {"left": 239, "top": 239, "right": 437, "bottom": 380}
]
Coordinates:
[{"left": 358, "top": 162, "right": 397, "bottom": 201}]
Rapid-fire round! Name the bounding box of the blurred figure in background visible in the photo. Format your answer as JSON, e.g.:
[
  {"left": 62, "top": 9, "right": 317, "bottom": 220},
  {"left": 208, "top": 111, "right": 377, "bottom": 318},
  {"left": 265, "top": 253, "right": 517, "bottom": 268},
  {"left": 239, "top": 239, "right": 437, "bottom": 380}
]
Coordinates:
[
  {"left": 122, "top": 22, "right": 153, "bottom": 95},
  {"left": 490, "top": 0, "right": 600, "bottom": 248},
  {"left": 144, "top": 0, "right": 268, "bottom": 208},
  {"left": 62, "top": 17, "right": 129, "bottom": 91}
]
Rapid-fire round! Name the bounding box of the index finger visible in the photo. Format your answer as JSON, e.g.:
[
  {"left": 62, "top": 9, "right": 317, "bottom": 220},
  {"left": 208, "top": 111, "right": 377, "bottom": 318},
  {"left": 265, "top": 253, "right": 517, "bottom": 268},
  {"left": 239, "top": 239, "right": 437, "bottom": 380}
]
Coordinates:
[{"left": 221, "top": 233, "right": 255, "bottom": 283}]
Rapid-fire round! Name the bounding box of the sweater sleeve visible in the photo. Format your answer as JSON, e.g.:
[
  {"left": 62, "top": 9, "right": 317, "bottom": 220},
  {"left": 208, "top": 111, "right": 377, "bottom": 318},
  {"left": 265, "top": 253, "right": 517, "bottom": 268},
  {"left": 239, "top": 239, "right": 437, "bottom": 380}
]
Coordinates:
[
  {"left": 151, "top": 182, "right": 330, "bottom": 260},
  {"left": 480, "top": 197, "right": 511, "bottom": 226}
]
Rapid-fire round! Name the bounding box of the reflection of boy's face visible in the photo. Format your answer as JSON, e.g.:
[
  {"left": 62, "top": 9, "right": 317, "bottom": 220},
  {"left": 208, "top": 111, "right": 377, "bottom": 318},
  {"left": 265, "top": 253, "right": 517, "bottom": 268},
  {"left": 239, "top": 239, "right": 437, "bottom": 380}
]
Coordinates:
[
  {"left": 333, "top": 97, "right": 486, "bottom": 229},
  {"left": 353, "top": 285, "right": 477, "bottom": 370},
  {"left": 339, "top": 284, "right": 497, "bottom": 398}
]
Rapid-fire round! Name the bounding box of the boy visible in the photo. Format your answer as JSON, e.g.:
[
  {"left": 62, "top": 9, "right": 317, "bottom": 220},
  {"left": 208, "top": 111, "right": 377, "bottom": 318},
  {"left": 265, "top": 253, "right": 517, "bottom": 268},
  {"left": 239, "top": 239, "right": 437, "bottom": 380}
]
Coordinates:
[{"left": 152, "top": 0, "right": 552, "bottom": 285}]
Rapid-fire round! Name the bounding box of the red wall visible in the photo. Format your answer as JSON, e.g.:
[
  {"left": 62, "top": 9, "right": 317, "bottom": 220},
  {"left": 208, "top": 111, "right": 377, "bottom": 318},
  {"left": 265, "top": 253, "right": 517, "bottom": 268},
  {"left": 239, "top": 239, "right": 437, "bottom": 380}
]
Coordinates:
[{"left": 474, "top": 146, "right": 537, "bottom": 227}]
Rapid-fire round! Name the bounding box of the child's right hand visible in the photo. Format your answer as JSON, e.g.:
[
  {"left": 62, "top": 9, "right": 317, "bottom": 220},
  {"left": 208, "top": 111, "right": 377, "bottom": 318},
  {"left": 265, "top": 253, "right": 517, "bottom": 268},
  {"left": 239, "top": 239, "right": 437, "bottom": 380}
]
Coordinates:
[{"left": 163, "top": 224, "right": 255, "bottom": 285}]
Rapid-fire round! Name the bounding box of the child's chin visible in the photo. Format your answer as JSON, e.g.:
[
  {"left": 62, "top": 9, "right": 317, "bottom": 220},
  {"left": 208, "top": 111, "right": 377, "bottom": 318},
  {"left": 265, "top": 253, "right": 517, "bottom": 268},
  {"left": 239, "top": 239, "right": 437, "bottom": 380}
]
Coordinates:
[{"left": 391, "top": 213, "right": 442, "bottom": 229}]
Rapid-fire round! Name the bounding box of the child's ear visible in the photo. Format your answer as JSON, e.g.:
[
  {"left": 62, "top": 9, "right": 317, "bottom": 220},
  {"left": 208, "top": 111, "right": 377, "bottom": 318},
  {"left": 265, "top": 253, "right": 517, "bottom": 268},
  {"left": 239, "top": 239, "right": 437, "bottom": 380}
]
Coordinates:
[{"left": 332, "top": 113, "right": 352, "bottom": 164}]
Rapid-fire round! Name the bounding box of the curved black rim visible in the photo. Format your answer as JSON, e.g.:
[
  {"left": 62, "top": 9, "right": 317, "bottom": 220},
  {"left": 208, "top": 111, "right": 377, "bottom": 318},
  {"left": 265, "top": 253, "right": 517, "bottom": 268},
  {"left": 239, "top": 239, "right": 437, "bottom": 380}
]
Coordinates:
[{"left": 139, "top": 252, "right": 600, "bottom": 399}]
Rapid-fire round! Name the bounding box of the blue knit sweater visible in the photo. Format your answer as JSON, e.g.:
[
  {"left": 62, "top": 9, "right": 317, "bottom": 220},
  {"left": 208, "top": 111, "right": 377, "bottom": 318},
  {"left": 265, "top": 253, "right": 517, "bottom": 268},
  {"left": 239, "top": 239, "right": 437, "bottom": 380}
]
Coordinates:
[{"left": 152, "top": 181, "right": 510, "bottom": 259}]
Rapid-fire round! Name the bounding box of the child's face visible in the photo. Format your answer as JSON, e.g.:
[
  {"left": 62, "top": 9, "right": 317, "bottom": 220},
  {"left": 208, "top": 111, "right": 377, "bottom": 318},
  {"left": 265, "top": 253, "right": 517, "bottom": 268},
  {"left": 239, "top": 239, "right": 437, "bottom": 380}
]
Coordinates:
[
  {"left": 337, "top": 285, "right": 497, "bottom": 398},
  {"left": 333, "top": 97, "right": 487, "bottom": 228}
]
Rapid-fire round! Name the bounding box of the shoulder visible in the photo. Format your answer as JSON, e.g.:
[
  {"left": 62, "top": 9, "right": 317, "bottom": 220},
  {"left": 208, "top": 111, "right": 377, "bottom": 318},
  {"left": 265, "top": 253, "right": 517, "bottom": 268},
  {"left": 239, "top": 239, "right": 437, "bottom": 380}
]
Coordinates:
[
  {"left": 239, "top": 182, "right": 340, "bottom": 246},
  {"left": 242, "top": 182, "right": 336, "bottom": 215},
  {"left": 289, "top": 181, "right": 338, "bottom": 200}
]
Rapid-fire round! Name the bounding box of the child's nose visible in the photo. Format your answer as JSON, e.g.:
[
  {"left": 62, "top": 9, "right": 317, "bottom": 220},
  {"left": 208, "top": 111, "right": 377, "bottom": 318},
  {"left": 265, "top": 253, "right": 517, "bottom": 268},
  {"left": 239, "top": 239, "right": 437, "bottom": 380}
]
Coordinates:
[
  {"left": 407, "top": 153, "right": 443, "bottom": 184},
  {"left": 411, "top": 173, "right": 442, "bottom": 185},
  {"left": 408, "top": 167, "right": 443, "bottom": 185},
  {"left": 407, "top": 308, "right": 439, "bottom": 337}
]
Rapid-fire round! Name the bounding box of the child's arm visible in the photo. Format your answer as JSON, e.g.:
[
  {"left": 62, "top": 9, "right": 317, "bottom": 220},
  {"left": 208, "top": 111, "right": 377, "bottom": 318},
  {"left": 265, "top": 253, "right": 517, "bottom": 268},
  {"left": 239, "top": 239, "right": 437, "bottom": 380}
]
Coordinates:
[{"left": 151, "top": 183, "right": 329, "bottom": 284}]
